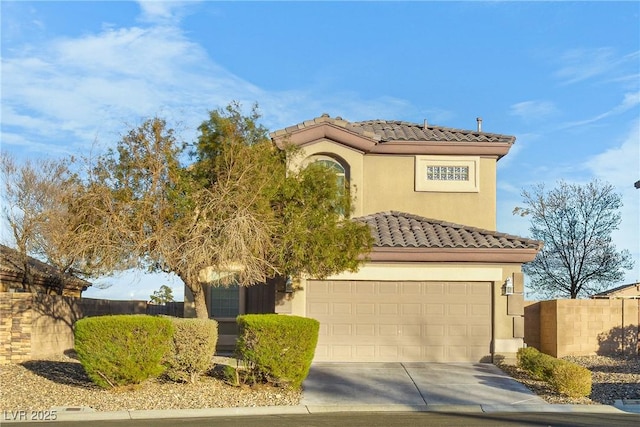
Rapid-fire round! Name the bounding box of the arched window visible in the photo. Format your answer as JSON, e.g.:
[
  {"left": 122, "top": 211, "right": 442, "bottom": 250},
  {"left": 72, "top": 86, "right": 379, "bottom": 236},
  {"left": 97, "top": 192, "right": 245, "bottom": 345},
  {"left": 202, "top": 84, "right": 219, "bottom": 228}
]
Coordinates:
[
  {"left": 314, "top": 156, "right": 347, "bottom": 191},
  {"left": 309, "top": 155, "right": 350, "bottom": 216}
]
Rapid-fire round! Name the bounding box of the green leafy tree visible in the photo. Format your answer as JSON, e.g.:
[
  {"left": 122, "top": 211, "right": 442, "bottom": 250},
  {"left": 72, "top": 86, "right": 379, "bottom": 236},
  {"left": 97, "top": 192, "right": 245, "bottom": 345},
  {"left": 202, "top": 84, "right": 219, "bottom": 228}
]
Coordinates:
[
  {"left": 149, "top": 284, "right": 175, "bottom": 305},
  {"left": 192, "top": 103, "right": 373, "bottom": 287},
  {"left": 68, "top": 103, "right": 372, "bottom": 318},
  {"left": 514, "top": 179, "right": 634, "bottom": 299}
]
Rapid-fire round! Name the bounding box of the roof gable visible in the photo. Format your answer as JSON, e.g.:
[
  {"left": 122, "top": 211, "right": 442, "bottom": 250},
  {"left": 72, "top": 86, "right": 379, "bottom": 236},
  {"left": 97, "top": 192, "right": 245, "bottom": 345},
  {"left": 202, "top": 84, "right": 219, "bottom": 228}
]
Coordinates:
[{"left": 271, "top": 114, "right": 515, "bottom": 158}]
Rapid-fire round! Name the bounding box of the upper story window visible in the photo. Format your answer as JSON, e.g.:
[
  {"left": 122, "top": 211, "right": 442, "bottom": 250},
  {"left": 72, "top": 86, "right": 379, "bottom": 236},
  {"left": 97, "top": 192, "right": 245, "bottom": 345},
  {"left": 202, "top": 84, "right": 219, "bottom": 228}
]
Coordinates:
[
  {"left": 415, "top": 156, "right": 479, "bottom": 193},
  {"left": 314, "top": 157, "right": 346, "bottom": 189},
  {"left": 308, "top": 155, "right": 350, "bottom": 216}
]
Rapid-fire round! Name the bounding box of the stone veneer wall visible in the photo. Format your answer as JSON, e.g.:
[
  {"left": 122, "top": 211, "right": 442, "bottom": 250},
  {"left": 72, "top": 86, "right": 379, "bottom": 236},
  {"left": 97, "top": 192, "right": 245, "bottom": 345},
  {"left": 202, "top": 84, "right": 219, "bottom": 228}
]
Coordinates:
[
  {"left": 524, "top": 298, "right": 639, "bottom": 358},
  {"left": 0, "top": 292, "right": 148, "bottom": 364}
]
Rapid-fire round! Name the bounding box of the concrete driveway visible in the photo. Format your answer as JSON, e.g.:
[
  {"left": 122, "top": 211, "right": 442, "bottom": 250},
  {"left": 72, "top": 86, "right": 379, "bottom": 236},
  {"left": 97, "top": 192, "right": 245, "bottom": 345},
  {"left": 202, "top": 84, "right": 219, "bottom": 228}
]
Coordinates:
[{"left": 301, "top": 362, "right": 547, "bottom": 411}]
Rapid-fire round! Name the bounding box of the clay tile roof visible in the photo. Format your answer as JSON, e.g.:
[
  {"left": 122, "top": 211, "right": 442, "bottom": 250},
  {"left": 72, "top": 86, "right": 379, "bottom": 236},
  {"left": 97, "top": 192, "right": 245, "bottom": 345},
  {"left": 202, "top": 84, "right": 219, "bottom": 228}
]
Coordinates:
[
  {"left": 349, "top": 120, "right": 514, "bottom": 144},
  {"left": 271, "top": 115, "right": 514, "bottom": 144},
  {"left": 356, "top": 211, "right": 542, "bottom": 250}
]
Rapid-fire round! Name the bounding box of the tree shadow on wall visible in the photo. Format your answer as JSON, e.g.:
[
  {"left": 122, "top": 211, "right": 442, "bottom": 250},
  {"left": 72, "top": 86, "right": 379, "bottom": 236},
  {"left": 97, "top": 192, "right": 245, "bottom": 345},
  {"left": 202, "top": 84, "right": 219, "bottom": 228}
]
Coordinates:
[{"left": 597, "top": 326, "right": 639, "bottom": 357}]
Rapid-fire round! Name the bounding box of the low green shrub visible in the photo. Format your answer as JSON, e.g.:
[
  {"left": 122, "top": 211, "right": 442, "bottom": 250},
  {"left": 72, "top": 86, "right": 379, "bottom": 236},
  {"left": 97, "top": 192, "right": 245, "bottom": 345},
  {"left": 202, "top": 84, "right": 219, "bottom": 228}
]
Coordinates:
[
  {"left": 74, "top": 315, "right": 173, "bottom": 388},
  {"left": 517, "top": 347, "right": 554, "bottom": 380},
  {"left": 516, "top": 347, "right": 592, "bottom": 398},
  {"left": 165, "top": 318, "right": 218, "bottom": 383},
  {"left": 516, "top": 347, "right": 540, "bottom": 376},
  {"left": 550, "top": 362, "right": 592, "bottom": 398},
  {"left": 236, "top": 314, "right": 319, "bottom": 388}
]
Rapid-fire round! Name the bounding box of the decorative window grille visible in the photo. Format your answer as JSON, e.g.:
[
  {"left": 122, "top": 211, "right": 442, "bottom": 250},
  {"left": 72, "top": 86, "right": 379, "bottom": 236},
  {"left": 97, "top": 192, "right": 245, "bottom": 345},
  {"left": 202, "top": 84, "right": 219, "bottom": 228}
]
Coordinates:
[{"left": 426, "top": 166, "right": 469, "bottom": 181}]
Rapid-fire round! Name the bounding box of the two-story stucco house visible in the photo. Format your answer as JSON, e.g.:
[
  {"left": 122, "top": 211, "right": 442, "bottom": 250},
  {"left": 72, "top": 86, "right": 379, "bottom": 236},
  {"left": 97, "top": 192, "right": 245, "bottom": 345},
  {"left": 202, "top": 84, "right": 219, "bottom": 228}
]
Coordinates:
[{"left": 185, "top": 114, "right": 542, "bottom": 363}]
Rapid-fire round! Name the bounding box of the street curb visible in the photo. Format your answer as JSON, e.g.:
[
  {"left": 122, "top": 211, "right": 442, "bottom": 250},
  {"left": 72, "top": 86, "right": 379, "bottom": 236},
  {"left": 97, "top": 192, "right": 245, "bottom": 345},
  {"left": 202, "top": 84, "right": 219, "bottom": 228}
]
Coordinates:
[
  {"left": 3, "top": 403, "right": 640, "bottom": 423},
  {"left": 129, "top": 405, "right": 309, "bottom": 420},
  {"left": 1, "top": 406, "right": 311, "bottom": 423},
  {"left": 481, "top": 404, "right": 631, "bottom": 414}
]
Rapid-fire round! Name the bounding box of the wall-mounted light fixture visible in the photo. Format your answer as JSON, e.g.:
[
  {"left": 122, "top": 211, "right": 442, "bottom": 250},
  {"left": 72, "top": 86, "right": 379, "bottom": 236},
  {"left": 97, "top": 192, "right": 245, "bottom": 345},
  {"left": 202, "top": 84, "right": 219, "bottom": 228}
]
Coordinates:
[
  {"left": 503, "top": 277, "right": 514, "bottom": 296},
  {"left": 285, "top": 276, "right": 294, "bottom": 293}
]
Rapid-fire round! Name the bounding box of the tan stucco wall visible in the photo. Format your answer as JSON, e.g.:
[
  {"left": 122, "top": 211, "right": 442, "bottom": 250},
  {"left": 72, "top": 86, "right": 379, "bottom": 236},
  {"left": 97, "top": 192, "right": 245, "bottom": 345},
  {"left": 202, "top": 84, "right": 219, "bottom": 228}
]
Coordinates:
[
  {"left": 492, "top": 269, "right": 526, "bottom": 363},
  {"left": 290, "top": 138, "right": 498, "bottom": 229},
  {"left": 362, "top": 155, "right": 497, "bottom": 229}
]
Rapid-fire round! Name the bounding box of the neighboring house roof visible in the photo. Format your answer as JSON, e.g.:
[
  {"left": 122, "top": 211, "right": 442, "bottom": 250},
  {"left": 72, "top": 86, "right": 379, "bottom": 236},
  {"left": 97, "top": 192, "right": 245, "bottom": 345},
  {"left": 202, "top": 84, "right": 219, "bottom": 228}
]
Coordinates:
[
  {"left": 356, "top": 211, "right": 542, "bottom": 263},
  {"left": 0, "top": 244, "right": 91, "bottom": 293},
  {"left": 271, "top": 114, "right": 515, "bottom": 158},
  {"left": 591, "top": 282, "right": 640, "bottom": 299}
]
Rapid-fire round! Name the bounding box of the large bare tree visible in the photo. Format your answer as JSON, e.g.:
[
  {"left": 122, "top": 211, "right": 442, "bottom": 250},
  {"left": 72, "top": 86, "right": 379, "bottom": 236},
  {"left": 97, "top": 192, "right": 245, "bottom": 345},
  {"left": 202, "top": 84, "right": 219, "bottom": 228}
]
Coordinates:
[
  {"left": 514, "top": 179, "right": 634, "bottom": 299},
  {"left": 0, "top": 152, "right": 84, "bottom": 289}
]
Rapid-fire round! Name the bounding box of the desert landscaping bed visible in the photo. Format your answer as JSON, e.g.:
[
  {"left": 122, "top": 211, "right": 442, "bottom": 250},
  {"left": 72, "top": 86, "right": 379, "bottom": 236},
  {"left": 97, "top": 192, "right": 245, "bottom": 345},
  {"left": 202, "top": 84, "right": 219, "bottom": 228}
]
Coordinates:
[
  {"left": 1, "top": 353, "right": 638, "bottom": 412},
  {"left": 0, "top": 354, "right": 300, "bottom": 412},
  {"left": 497, "top": 354, "right": 640, "bottom": 405}
]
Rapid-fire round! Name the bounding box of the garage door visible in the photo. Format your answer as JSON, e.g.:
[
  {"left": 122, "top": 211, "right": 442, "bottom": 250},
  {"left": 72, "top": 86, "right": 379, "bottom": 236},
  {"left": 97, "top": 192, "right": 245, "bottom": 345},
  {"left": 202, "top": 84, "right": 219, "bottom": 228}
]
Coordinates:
[{"left": 306, "top": 280, "right": 492, "bottom": 362}]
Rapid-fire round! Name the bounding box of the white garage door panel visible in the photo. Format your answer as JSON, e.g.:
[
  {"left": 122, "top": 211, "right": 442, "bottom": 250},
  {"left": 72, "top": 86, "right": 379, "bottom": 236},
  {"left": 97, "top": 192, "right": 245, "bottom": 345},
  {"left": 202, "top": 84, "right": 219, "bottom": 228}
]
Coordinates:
[{"left": 307, "top": 281, "right": 492, "bottom": 362}]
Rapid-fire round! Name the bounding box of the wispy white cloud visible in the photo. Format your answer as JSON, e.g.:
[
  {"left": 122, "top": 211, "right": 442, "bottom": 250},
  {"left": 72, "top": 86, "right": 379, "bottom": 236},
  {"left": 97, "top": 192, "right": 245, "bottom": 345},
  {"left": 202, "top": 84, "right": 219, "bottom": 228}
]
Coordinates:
[
  {"left": 509, "top": 100, "right": 558, "bottom": 120},
  {"left": 586, "top": 118, "right": 640, "bottom": 193},
  {"left": 559, "top": 91, "right": 640, "bottom": 129},
  {"left": 1, "top": 23, "right": 267, "bottom": 156},
  {"left": 586, "top": 120, "right": 640, "bottom": 283},
  {"left": 136, "top": 0, "right": 200, "bottom": 25},
  {"left": 554, "top": 47, "right": 637, "bottom": 85},
  {"left": 1, "top": 12, "right": 418, "bottom": 159}
]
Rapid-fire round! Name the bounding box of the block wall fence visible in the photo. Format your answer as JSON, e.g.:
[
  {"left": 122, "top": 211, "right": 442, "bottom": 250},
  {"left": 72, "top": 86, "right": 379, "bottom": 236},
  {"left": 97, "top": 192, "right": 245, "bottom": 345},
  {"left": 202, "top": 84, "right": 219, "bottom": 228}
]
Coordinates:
[{"left": 524, "top": 298, "right": 639, "bottom": 358}]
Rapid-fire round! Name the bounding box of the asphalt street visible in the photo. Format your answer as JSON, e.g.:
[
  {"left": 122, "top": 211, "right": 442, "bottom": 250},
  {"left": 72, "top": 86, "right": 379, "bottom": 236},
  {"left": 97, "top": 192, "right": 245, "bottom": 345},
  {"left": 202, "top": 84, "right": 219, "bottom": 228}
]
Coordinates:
[{"left": 11, "top": 412, "right": 640, "bottom": 427}]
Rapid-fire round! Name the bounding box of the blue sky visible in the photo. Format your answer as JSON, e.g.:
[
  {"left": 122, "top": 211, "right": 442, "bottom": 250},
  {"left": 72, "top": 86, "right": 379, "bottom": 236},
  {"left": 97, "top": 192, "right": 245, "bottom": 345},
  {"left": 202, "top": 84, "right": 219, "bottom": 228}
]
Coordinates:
[{"left": 1, "top": 1, "right": 638, "bottom": 301}]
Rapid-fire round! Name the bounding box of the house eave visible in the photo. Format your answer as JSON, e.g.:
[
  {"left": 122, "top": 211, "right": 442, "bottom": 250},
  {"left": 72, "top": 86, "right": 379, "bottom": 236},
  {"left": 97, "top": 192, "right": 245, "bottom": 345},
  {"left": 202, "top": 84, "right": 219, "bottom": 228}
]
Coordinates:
[
  {"left": 271, "top": 122, "right": 512, "bottom": 158},
  {"left": 369, "top": 141, "right": 512, "bottom": 158},
  {"left": 272, "top": 123, "right": 376, "bottom": 153},
  {"left": 366, "top": 247, "right": 540, "bottom": 263}
]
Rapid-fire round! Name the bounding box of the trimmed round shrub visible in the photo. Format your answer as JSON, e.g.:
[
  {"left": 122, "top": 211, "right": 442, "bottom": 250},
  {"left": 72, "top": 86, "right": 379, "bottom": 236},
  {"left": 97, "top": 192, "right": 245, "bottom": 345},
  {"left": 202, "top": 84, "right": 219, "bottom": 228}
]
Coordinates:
[
  {"left": 165, "top": 318, "right": 218, "bottom": 383},
  {"left": 74, "top": 315, "right": 174, "bottom": 388},
  {"left": 550, "top": 362, "right": 592, "bottom": 398},
  {"left": 517, "top": 347, "right": 554, "bottom": 380},
  {"left": 236, "top": 314, "right": 319, "bottom": 388}
]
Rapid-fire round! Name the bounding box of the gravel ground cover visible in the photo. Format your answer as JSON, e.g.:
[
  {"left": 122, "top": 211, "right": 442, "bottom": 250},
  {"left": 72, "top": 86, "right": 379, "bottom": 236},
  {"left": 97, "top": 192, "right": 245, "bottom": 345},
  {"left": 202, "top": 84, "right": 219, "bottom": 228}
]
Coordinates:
[
  {"left": 1, "top": 353, "right": 637, "bottom": 411},
  {"left": 0, "top": 354, "right": 300, "bottom": 412},
  {"left": 497, "top": 354, "right": 640, "bottom": 405}
]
